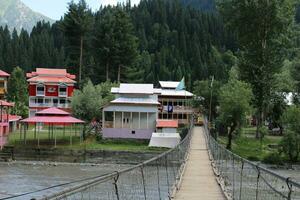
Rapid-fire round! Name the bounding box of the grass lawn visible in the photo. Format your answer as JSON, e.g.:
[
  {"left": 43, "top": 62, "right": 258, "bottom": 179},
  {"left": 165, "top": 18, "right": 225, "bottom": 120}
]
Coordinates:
[
  {"left": 218, "top": 127, "right": 283, "bottom": 162},
  {"left": 6, "top": 125, "right": 166, "bottom": 152}
]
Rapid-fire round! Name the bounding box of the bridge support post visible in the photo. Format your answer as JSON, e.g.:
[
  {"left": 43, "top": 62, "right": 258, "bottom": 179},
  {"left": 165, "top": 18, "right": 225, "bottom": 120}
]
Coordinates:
[
  {"left": 239, "top": 161, "right": 244, "bottom": 200},
  {"left": 156, "top": 160, "right": 161, "bottom": 200},
  {"left": 255, "top": 167, "right": 260, "bottom": 200},
  {"left": 140, "top": 166, "right": 147, "bottom": 200},
  {"left": 113, "top": 172, "right": 120, "bottom": 200}
]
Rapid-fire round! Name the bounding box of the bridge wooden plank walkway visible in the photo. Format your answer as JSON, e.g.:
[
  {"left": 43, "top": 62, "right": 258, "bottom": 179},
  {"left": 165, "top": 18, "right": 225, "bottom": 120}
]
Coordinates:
[{"left": 174, "top": 126, "right": 225, "bottom": 200}]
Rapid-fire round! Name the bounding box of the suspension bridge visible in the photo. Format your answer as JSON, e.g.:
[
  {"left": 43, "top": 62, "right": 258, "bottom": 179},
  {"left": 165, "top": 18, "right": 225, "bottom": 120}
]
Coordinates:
[{"left": 2, "top": 121, "right": 300, "bottom": 200}]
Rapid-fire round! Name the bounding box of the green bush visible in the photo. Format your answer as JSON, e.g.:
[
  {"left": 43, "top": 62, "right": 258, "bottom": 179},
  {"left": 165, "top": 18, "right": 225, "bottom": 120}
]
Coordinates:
[
  {"left": 259, "top": 126, "right": 269, "bottom": 139},
  {"left": 262, "top": 152, "right": 283, "bottom": 165},
  {"left": 280, "top": 131, "right": 300, "bottom": 162},
  {"left": 96, "top": 133, "right": 102, "bottom": 141},
  {"left": 247, "top": 155, "right": 260, "bottom": 161}
]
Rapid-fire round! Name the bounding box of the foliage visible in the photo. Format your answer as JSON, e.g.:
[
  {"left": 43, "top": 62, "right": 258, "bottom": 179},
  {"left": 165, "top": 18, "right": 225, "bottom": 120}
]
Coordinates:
[
  {"left": 0, "top": 0, "right": 236, "bottom": 87},
  {"left": 258, "top": 126, "right": 268, "bottom": 143},
  {"left": 280, "top": 130, "right": 300, "bottom": 162},
  {"left": 262, "top": 152, "right": 284, "bottom": 165},
  {"left": 193, "top": 79, "right": 221, "bottom": 118},
  {"left": 281, "top": 105, "right": 300, "bottom": 162},
  {"left": 94, "top": 6, "right": 138, "bottom": 82},
  {"left": 7, "top": 66, "right": 28, "bottom": 117},
  {"left": 61, "top": 0, "right": 93, "bottom": 85},
  {"left": 218, "top": 72, "right": 253, "bottom": 149},
  {"left": 71, "top": 80, "right": 117, "bottom": 122},
  {"left": 218, "top": 134, "right": 282, "bottom": 161},
  {"left": 290, "top": 57, "right": 300, "bottom": 104},
  {"left": 218, "top": 0, "right": 296, "bottom": 138},
  {"left": 281, "top": 105, "right": 300, "bottom": 131}
]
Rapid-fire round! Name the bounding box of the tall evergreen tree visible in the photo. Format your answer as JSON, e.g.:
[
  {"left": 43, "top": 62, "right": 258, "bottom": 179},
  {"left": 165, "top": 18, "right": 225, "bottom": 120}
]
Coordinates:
[
  {"left": 7, "top": 67, "right": 28, "bottom": 117},
  {"left": 61, "top": 0, "right": 93, "bottom": 86}
]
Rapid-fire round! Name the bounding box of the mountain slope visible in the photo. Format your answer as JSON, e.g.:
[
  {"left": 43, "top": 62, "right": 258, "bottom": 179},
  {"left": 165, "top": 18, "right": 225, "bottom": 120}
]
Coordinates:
[{"left": 0, "top": 0, "right": 54, "bottom": 32}]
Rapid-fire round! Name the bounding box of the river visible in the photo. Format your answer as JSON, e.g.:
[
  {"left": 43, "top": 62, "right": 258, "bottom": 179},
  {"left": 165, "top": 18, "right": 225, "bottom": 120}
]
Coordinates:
[
  {"left": 0, "top": 161, "right": 131, "bottom": 199},
  {"left": 0, "top": 161, "right": 299, "bottom": 200}
]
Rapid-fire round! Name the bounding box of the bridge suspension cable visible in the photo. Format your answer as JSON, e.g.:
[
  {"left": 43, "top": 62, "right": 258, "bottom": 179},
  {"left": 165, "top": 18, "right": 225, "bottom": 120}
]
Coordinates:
[{"left": 203, "top": 118, "right": 300, "bottom": 200}]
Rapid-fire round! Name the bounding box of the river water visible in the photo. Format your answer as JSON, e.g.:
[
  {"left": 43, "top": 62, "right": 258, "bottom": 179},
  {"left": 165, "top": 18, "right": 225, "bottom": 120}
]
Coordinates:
[
  {"left": 0, "top": 161, "right": 299, "bottom": 200},
  {"left": 0, "top": 161, "right": 131, "bottom": 199}
]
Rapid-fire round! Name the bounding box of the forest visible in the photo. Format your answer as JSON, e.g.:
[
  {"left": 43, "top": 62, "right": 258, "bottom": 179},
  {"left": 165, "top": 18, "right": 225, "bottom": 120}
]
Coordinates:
[
  {"left": 2, "top": 0, "right": 300, "bottom": 162},
  {"left": 0, "top": 0, "right": 236, "bottom": 88}
]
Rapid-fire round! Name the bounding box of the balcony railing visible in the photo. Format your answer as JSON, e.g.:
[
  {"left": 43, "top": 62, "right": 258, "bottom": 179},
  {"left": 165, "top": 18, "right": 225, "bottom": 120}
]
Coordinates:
[
  {"left": 29, "top": 102, "right": 70, "bottom": 108},
  {"left": 59, "top": 91, "right": 67, "bottom": 97},
  {"left": 161, "top": 105, "right": 194, "bottom": 113},
  {"left": 36, "top": 90, "right": 45, "bottom": 96}
]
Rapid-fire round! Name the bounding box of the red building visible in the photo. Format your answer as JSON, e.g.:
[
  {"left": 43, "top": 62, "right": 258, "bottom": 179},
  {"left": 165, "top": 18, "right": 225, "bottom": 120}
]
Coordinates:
[{"left": 27, "top": 68, "right": 76, "bottom": 117}]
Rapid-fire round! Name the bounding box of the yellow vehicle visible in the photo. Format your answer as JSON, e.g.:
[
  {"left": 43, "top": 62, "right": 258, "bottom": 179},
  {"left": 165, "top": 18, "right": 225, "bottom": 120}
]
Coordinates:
[{"left": 194, "top": 114, "right": 204, "bottom": 126}]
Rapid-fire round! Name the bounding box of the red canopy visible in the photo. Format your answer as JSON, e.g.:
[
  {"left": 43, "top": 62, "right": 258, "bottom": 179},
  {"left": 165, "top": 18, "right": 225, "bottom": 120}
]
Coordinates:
[
  {"left": 156, "top": 120, "right": 179, "bottom": 128},
  {"left": 0, "top": 100, "right": 14, "bottom": 107},
  {"left": 21, "top": 116, "right": 84, "bottom": 124},
  {"left": 21, "top": 107, "right": 84, "bottom": 125},
  {"left": 0, "top": 70, "right": 10, "bottom": 77},
  {"left": 36, "top": 107, "right": 70, "bottom": 116}
]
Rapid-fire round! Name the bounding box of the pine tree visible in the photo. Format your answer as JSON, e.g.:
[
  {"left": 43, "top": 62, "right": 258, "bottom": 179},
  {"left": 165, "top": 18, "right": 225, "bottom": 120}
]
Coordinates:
[
  {"left": 7, "top": 67, "right": 29, "bottom": 117},
  {"left": 61, "top": 0, "right": 93, "bottom": 86}
]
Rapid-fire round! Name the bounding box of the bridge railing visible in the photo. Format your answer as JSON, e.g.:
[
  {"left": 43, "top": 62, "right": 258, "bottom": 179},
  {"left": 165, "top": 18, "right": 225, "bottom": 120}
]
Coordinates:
[
  {"left": 11, "top": 125, "right": 192, "bottom": 200},
  {"left": 203, "top": 119, "right": 300, "bottom": 200}
]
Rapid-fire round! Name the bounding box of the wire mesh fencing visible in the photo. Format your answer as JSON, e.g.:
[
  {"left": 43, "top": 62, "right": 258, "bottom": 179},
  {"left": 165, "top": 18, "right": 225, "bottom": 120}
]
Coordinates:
[
  {"left": 7, "top": 125, "right": 192, "bottom": 200},
  {"left": 203, "top": 119, "right": 300, "bottom": 200}
]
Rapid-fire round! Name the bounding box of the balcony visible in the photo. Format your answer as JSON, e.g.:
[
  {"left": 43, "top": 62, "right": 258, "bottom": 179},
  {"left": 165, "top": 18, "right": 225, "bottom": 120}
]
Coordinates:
[{"left": 161, "top": 105, "right": 194, "bottom": 113}]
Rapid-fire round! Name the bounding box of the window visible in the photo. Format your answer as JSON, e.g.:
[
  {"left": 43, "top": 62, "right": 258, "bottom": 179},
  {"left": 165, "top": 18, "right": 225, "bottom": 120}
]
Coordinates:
[
  {"left": 174, "top": 101, "right": 178, "bottom": 106},
  {"left": 36, "top": 84, "right": 45, "bottom": 95},
  {"left": 35, "top": 98, "right": 43, "bottom": 104},
  {"left": 45, "top": 99, "right": 51, "bottom": 105},
  {"left": 59, "top": 99, "right": 66, "bottom": 104},
  {"left": 59, "top": 85, "right": 67, "bottom": 96},
  {"left": 0, "top": 82, "right": 4, "bottom": 88},
  {"left": 53, "top": 99, "right": 58, "bottom": 105}
]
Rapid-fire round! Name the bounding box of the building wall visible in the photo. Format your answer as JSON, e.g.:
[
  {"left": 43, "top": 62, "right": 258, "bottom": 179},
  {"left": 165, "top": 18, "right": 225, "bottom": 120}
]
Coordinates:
[
  {"left": 162, "top": 127, "right": 177, "bottom": 133},
  {"left": 28, "top": 84, "right": 75, "bottom": 97},
  {"left": 103, "top": 128, "right": 153, "bottom": 139},
  {"left": 68, "top": 86, "right": 74, "bottom": 97},
  {"left": 29, "top": 85, "right": 36, "bottom": 96},
  {"left": 45, "top": 85, "right": 59, "bottom": 96},
  {"left": 111, "top": 111, "right": 156, "bottom": 130}
]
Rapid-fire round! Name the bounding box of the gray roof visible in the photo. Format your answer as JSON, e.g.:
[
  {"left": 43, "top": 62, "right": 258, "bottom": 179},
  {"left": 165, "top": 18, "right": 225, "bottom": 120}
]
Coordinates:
[
  {"left": 111, "top": 97, "right": 160, "bottom": 105},
  {"left": 160, "top": 89, "right": 193, "bottom": 97},
  {"left": 112, "top": 83, "right": 155, "bottom": 94}
]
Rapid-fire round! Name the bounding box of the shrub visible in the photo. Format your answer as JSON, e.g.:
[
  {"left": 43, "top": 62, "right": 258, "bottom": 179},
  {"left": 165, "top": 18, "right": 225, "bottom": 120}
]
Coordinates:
[
  {"left": 262, "top": 152, "right": 284, "bottom": 165},
  {"left": 247, "top": 155, "right": 260, "bottom": 161},
  {"left": 280, "top": 131, "right": 300, "bottom": 162}
]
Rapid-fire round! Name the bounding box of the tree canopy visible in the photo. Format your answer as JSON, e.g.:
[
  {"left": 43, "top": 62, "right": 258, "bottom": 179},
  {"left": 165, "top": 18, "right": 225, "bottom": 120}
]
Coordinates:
[
  {"left": 7, "top": 66, "right": 28, "bottom": 117},
  {"left": 218, "top": 70, "right": 253, "bottom": 149},
  {"left": 218, "top": 0, "right": 296, "bottom": 138}
]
